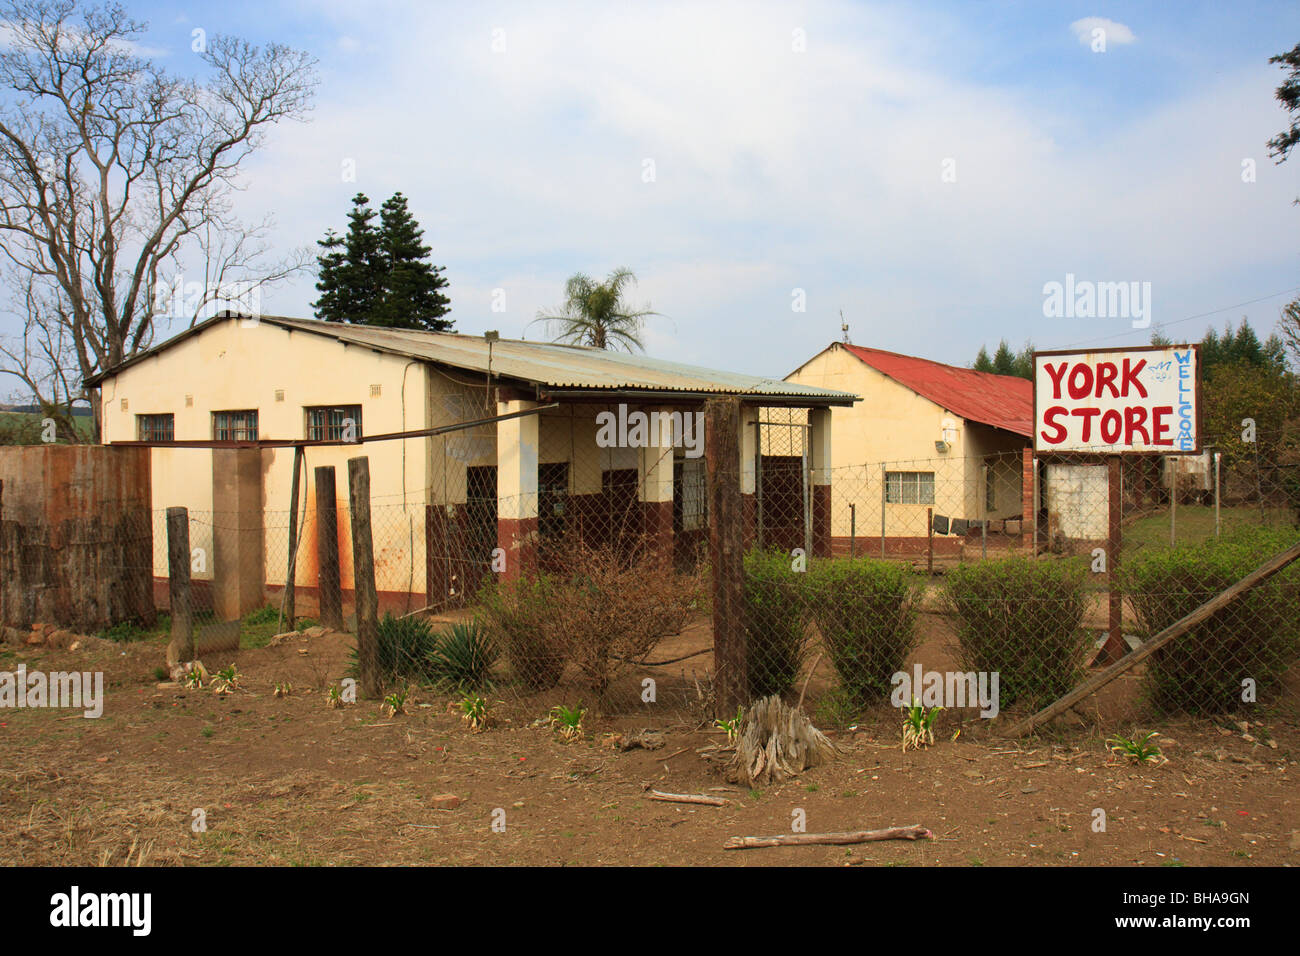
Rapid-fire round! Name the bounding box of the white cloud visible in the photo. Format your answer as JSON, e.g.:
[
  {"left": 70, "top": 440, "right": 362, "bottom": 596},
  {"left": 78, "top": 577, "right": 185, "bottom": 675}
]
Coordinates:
[{"left": 1070, "top": 17, "right": 1137, "bottom": 47}]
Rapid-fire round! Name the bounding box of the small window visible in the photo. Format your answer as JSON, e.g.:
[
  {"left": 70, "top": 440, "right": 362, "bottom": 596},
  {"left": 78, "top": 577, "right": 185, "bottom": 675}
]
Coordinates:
[
  {"left": 213, "top": 409, "right": 258, "bottom": 441},
  {"left": 305, "top": 405, "right": 362, "bottom": 441},
  {"left": 137, "top": 414, "right": 174, "bottom": 442},
  {"left": 885, "top": 471, "right": 935, "bottom": 505}
]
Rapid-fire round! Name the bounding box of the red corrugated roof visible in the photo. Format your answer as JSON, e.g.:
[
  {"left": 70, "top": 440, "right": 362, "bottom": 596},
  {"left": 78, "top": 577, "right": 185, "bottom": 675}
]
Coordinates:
[{"left": 841, "top": 343, "right": 1033, "bottom": 438}]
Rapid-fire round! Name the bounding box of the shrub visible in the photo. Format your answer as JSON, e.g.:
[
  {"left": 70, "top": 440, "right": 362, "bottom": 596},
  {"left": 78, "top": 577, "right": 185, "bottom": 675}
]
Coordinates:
[
  {"left": 476, "top": 575, "right": 568, "bottom": 691},
  {"left": 427, "top": 621, "right": 498, "bottom": 691},
  {"left": 944, "top": 556, "right": 1089, "bottom": 710},
  {"left": 1122, "top": 527, "right": 1300, "bottom": 714},
  {"left": 742, "top": 549, "right": 811, "bottom": 699},
  {"left": 806, "top": 558, "right": 918, "bottom": 707},
  {"left": 350, "top": 613, "right": 441, "bottom": 686},
  {"left": 537, "top": 537, "right": 704, "bottom": 696}
]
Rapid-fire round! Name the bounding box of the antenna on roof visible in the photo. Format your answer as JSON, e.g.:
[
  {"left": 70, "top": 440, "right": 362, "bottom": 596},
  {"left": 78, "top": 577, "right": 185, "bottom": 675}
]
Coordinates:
[{"left": 840, "top": 310, "right": 850, "bottom": 344}]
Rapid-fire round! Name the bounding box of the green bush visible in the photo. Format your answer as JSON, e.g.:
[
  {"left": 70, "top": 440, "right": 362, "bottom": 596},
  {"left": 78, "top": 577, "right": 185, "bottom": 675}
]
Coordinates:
[
  {"left": 427, "top": 620, "right": 498, "bottom": 691},
  {"left": 476, "top": 576, "right": 567, "bottom": 691},
  {"left": 806, "top": 558, "right": 919, "bottom": 707},
  {"left": 1122, "top": 527, "right": 1300, "bottom": 714},
  {"left": 944, "top": 556, "right": 1089, "bottom": 710},
  {"left": 742, "top": 550, "right": 811, "bottom": 699},
  {"left": 350, "top": 613, "right": 441, "bottom": 686}
]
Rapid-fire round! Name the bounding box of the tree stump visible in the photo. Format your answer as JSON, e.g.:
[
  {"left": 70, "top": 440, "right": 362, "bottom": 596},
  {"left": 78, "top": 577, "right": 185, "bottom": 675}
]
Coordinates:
[{"left": 727, "top": 695, "right": 837, "bottom": 786}]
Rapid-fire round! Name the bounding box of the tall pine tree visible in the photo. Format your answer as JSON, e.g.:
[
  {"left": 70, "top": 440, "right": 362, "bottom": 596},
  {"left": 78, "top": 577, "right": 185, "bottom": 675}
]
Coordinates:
[
  {"left": 313, "top": 192, "right": 451, "bottom": 331},
  {"left": 374, "top": 192, "right": 451, "bottom": 330}
]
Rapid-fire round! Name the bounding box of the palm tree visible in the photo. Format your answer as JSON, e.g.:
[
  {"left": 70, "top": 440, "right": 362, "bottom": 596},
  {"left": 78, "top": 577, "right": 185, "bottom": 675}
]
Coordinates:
[{"left": 537, "top": 268, "right": 657, "bottom": 351}]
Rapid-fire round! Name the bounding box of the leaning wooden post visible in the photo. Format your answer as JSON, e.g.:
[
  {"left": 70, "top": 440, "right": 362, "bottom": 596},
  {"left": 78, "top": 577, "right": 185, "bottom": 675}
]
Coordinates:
[
  {"left": 281, "top": 445, "right": 305, "bottom": 631},
  {"left": 166, "top": 506, "right": 194, "bottom": 665},
  {"left": 315, "top": 466, "right": 343, "bottom": 630},
  {"left": 348, "top": 457, "right": 381, "bottom": 698},
  {"left": 706, "top": 397, "right": 746, "bottom": 717}
]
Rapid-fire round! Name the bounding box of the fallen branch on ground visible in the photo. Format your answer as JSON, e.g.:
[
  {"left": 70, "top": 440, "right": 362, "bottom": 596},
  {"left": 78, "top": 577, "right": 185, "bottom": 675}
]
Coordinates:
[
  {"left": 644, "top": 788, "right": 730, "bottom": 807},
  {"left": 723, "top": 824, "right": 932, "bottom": 850}
]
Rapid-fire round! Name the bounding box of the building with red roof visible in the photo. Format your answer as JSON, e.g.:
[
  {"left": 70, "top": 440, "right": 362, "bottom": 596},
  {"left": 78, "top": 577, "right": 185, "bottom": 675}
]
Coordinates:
[{"left": 780, "top": 341, "right": 1035, "bottom": 558}]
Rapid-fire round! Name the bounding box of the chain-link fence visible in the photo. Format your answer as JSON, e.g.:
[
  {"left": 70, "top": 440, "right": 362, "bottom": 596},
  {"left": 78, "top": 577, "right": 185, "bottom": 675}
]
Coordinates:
[{"left": 4, "top": 420, "right": 1297, "bottom": 739}]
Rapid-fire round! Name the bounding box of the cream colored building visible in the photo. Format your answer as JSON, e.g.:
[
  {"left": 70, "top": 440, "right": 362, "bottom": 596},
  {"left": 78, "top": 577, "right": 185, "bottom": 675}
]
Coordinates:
[
  {"left": 779, "top": 342, "right": 1033, "bottom": 555},
  {"left": 87, "top": 313, "right": 854, "bottom": 617}
]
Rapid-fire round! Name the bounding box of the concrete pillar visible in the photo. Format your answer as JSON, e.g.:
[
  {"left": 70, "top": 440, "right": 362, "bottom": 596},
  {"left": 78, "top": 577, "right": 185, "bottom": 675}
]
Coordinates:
[
  {"left": 497, "top": 399, "right": 539, "bottom": 580},
  {"left": 639, "top": 407, "right": 676, "bottom": 566},
  {"left": 739, "top": 404, "right": 759, "bottom": 548},
  {"left": 809, "top": 407, "right": 833, "bottom": 558},
  {"left": 212, "top": 447, "right": 265, "bottom": 620}
]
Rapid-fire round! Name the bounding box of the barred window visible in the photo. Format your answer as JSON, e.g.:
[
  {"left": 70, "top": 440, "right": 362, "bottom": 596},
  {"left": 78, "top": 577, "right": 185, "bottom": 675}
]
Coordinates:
[
  {"left": 306, "top": 405, "right": 362, "bottom": 441},
  {"left": 137, "top": 414, "right": 174, "bottom": 442},
  {"left": 213, "top": 409, "right": 258, "bottom": 441},
  {"left": 885, "top": 471, "right": 935, "bottom": 505}
]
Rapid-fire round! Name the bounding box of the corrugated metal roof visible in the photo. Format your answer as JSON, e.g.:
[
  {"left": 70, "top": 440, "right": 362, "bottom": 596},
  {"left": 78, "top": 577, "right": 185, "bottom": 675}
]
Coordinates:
[
  {"left": 88, "top": 314, "right": 857, "bottom": 404},
  {"left": 840, "top": 343, "right": 1033, "bottom": 437}
]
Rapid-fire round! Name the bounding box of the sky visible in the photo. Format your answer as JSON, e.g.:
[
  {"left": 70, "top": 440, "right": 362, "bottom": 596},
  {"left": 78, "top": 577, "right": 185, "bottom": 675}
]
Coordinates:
[{"left": 12, "top": 0, "right": 1300, "bottom": 380}]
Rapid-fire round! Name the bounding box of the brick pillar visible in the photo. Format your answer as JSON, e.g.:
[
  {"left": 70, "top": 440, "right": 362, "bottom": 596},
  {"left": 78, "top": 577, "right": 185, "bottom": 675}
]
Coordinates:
[
  {"left": 212, "top": 447, "right": 264, "bottom": 619},
  {"left": 809, "top": 407, "right": 833, "bottom": 558},
  {"left": 497, "top": 399, "right": 539, "bottom": 580}
]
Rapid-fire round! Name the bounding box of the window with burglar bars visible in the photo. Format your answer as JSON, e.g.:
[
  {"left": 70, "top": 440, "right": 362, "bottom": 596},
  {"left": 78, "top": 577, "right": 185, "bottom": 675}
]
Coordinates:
[
  {"left": 305, "top": 405, "right": 362, "bottom": 441},
  {"left": 885, "top": 470, "right": 935, "bottom": 505},
  {"left": 213, "top": 409, "right": 258, "bottom": 441},
  {"left": 136, "top": 413, "right": 174, "bottom": 442}
]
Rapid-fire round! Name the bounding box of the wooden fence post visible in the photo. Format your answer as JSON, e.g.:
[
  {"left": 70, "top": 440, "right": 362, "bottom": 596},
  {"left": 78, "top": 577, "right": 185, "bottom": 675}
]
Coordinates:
[
  {"left": 348, "top": 457, "right": 380, "bottom": 698},
  {"left": 1098, "top": 455, "right": 1125, "bottom": 665},
  {"left": 706, "top": 397, "right": 746, "bottom": 717},
  {"left": 315, "top": 466, "right": 343, "bottom": 630},
  {"left": 282, "top": 445, "right": 304, "bottom": 630},
  {"left": 166, "top": 506, "right": 194, "bottom": 664}
]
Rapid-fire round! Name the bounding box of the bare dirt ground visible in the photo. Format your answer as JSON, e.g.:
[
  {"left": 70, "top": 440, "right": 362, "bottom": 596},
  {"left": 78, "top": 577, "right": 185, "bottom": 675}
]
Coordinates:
[{"left": 1, "top": 625, "right": 1296, "bottom": 867}]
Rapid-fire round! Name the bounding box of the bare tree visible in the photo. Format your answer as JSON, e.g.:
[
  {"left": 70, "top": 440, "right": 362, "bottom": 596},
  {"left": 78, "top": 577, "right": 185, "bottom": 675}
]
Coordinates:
[{"left": 0, "top": 0, "right": 317, "bottom": 439}]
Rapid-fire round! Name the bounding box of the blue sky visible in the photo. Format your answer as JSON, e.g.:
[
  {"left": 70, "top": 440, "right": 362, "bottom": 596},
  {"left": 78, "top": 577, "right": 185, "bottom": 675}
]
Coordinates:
[{"left": 41, "top": 1, "right": 1300, "bottom": 376}]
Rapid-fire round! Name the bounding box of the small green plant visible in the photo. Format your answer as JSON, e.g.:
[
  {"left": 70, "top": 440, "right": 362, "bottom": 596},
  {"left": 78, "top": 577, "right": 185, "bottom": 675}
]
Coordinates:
[
  {"left": 273, "top": 681, "right": 293, "bottom": 698},
  {"left": 549, "top": 703, "right": 586, "bottom": 741},
  {"left": 458, "top": 693, "right": 494, "bottom": 732},
  {"left": 714, "top": 705, "right": 743, "bottom": 744},
  {"left": 152, "top": 666, "right": 168, "bottom": 682},
  {"left": 382, "top": 688, "right": 409, "bottom": 717},
  {"left": 1107, "top": 730, "right": 1166, "bottom": 765},
  {"left": 813, "top": 685, "right": 861, "bottom": 729},
  {"left": 211, "top": 665, "right": 240, "bottom": 694},
  {"left": 901, "top": 698, "right": 941, "bottom": 753},
  {"left": 327, "top": 684, "right": 345, "bottom": 709},
  {"left": 242, "top": 605, "right": 279, "bottom": 625},
  {"left": 182, "top": 663, "right": 208, "bottom": 689}
]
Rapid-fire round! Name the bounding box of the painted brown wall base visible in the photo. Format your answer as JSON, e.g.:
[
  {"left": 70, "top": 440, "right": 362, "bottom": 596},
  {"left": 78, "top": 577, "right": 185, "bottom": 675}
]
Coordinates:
[
  {"left": 812, "top": 484, "right": 832, "bottom": 558},
  {"left": 497, "top": 516, "right": 538, "bottom": 581}
]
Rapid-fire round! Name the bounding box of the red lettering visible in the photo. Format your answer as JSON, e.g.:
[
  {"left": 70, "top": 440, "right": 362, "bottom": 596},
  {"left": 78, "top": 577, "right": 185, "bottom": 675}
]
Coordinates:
[
  {"left": 1071, "top": 407, "right": 1100, "bottom": 441},
  {"left": 1068, "top": 364, "right": 1093, "bottom": 400},
  {"left": 1151, "top": 405, "right": 1173, "bottom": 446},
  {"left": 1095, "top": 362, "right": 1119, "bottom": 398},
  {"left": 1123, "top": 405, "right": 1149, "bottom": 445},
  {"left": 1100, "top": 409, "right": 1122, "bottom": 444},
  {"left": 1120, "top": 358, "right": 1148, "bottom": 398},
  {"left": 1040, "top": 406, "right": 1068, "bottom": 444},
  {"left": 1044, "top": 362, "right": 1068, "bottom": 399}
]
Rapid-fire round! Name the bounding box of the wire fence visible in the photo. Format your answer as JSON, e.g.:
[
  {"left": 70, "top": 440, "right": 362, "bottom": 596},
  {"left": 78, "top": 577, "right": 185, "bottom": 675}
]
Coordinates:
[{"left": 2, "top": 424, "right": 1298, "bottom": 737}]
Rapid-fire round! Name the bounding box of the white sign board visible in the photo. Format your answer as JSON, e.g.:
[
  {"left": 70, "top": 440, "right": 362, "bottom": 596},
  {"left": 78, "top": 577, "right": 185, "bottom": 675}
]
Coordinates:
[{"left": 1034, "top": 346, "right": 1199, "bottom": 454}]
